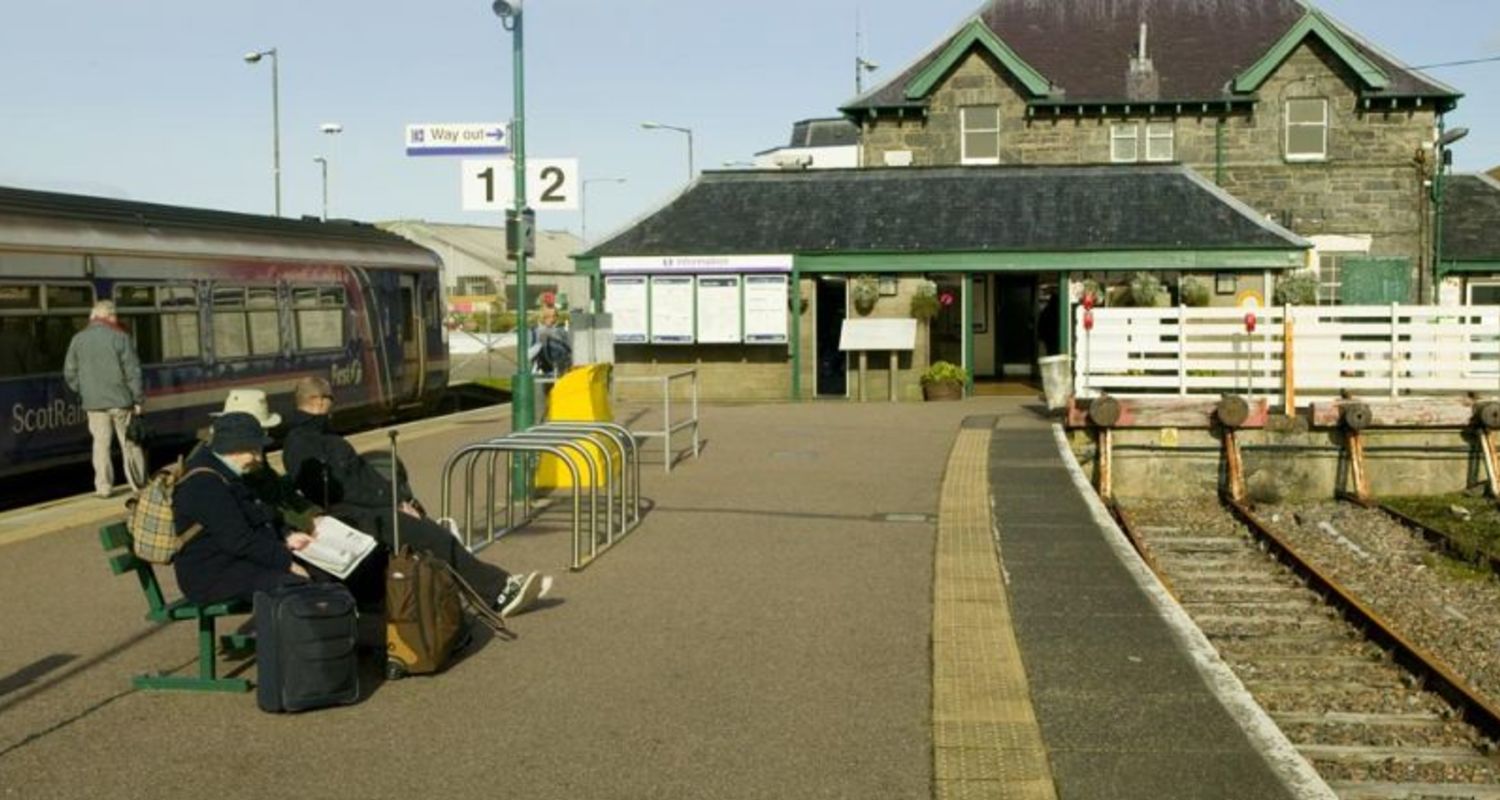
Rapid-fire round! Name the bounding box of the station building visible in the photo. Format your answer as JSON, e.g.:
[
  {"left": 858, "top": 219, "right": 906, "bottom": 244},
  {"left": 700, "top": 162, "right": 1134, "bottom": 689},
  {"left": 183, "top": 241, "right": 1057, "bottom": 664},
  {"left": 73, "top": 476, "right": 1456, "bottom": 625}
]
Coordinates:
[{"left": 577, "top": 0, "right": 1462, "bottom": 401}]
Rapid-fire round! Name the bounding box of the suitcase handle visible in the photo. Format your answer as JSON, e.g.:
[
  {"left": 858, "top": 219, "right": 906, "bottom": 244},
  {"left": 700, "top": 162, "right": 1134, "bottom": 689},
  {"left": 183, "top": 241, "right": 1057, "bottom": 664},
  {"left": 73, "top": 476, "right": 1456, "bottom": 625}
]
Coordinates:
[{"left": 389, "top": 429, "right": 400, "bottom": 551}]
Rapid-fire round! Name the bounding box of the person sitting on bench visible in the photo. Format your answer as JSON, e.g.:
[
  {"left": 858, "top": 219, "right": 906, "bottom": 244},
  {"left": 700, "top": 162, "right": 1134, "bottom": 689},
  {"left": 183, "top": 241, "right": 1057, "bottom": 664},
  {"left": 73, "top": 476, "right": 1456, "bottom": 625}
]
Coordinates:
[
  {"left": 281, "top": 376, "right": 548, "bottom": 616},
  {"left": 173, "top": 412, "right": 312, "bottom": 605}
]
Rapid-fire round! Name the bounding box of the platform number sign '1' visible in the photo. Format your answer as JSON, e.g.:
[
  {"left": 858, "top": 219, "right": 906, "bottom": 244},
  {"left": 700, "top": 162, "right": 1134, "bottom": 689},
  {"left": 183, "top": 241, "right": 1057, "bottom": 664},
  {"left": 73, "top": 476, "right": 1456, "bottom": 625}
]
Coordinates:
[{"left": 461, "top": 158, "right": 579, "bottom": 211}]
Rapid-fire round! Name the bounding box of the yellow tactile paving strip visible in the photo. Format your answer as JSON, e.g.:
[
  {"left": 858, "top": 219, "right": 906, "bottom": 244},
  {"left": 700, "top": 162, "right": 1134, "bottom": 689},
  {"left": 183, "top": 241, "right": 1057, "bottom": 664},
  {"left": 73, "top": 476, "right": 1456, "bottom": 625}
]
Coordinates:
[{"left": 933, "top": 428, "right": 1058, "bottom": 800}]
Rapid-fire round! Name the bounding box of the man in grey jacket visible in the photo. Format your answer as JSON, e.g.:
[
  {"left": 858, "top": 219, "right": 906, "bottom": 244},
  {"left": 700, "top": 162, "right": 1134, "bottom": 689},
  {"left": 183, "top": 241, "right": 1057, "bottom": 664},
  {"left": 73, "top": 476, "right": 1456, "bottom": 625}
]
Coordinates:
[{"left": 64, "top": 300, "right": 146, "bottom": 497}]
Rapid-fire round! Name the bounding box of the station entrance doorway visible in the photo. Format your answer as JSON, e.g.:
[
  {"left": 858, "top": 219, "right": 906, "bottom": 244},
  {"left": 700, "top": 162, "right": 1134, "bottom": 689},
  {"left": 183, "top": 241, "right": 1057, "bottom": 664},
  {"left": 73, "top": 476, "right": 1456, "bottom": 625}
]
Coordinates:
[
  {"left": 970, "top": 273, "right": 1061, "bottom": 391},
  {"left": 815, "top": 276, "right": 848, "bottom": 397}
]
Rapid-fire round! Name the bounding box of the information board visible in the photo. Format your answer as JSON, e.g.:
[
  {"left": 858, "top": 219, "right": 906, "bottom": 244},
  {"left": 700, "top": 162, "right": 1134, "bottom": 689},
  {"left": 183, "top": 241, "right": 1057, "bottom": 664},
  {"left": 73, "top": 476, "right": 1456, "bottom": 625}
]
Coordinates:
[
  {"left": 744, "top": 275, "right": 789, "bottom": 344},
  {"left": 650, "top": 276, "right": 695, "bottom": 344},
  {"left": 604, "top": 276, "right": 648, "bottom": 344},
  {"left": 839, "top": 318, "right": 917, "bottom": 351},
  {"left": 696, "top": 276, "right": 741, "bottom": 344}
]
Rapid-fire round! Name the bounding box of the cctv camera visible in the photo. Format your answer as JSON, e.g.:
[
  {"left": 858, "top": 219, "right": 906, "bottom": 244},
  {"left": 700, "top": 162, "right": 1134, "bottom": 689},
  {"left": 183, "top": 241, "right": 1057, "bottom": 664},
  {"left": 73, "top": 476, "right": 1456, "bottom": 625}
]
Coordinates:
[{"left": 492, "top": 0, "right": 521, "bottom": 17}]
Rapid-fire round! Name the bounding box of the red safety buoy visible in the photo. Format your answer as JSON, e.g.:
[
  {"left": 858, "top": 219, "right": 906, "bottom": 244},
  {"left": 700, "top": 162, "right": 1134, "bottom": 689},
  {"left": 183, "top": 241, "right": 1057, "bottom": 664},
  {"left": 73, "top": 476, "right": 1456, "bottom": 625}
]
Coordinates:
[
  {"left": 1244, "top": 312, "right": 1257, "bottom": 334},
  {"left": 1083, "top": 309, "right": 1095, "bottom": 332},
  {"left": 1082, "top": 292, "right": 1096, "bottom": 311}
]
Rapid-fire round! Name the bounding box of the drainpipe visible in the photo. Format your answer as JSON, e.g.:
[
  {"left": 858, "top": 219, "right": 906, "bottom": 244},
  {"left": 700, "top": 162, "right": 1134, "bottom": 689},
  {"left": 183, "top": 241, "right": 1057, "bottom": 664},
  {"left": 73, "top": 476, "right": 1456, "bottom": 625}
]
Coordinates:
[
  {"left": 1215, "top": 117, "right": 1226, "bottom": 185},
  {"left": 790, "top": 262, "right": 802, "bottom": 401}
]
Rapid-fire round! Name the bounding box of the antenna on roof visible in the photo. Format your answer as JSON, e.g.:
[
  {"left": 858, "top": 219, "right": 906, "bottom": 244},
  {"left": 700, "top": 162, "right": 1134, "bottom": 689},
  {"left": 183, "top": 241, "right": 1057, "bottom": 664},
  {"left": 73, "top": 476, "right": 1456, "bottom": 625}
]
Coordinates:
[{"left": 855, "top": 4, "right": 879, "bottom": 95}]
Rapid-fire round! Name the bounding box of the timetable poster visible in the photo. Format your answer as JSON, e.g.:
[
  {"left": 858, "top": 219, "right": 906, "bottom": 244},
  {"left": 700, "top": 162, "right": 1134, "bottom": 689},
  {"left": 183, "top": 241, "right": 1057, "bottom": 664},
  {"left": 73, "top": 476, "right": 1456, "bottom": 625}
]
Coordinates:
[
  {"left": 604, "top": 276, "right": 648, "bottom": 344},
  {"left": 695, "top": 276, "right": 741, "bottom": 344},
  {"left": 650, "top": 276, "right": 695, "bottom": 344},
  {"left": 744, "top": 275, "right": 789, "bottom": 344}
]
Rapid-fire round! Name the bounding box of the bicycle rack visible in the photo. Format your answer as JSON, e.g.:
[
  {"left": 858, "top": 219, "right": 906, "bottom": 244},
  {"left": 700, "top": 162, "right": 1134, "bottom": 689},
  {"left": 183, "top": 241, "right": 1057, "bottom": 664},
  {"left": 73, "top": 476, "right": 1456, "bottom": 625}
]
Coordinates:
[{"left": 439, "top": 424, "right": 643, "bottom": 571}]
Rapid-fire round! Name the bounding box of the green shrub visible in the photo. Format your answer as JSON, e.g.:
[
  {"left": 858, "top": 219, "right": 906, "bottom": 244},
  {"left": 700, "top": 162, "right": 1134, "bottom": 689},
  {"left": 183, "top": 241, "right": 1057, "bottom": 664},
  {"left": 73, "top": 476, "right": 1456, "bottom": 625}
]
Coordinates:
[
  {"left": 921, "top": 360, "right": 969, "bottom": 386},
  {"left": 1179, "top": 276, "right": 1211, "bottom": 307},
  {"left": 1273, "top": 270, "right": 1319, "bottom": 306},
  {"left": 1124, "top": 272, "right": 1166, "bottom": 307},
  {"left": 910, "top": 280, "right": 940, "bottom": 321}
]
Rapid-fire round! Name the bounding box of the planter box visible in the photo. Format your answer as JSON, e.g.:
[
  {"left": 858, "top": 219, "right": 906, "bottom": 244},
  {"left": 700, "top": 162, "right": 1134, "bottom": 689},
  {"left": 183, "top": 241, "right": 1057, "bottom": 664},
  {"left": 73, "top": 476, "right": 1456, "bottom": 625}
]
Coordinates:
[{"left": 923, "top": 382, "right": 964, "bottom": 402}]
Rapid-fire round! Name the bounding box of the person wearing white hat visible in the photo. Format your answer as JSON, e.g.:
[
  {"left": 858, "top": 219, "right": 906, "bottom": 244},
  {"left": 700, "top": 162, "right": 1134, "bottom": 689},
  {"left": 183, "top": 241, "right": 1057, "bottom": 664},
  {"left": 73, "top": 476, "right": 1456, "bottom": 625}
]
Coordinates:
[{"left": 210, "top": 388, "right": 283, "bottom": 429}]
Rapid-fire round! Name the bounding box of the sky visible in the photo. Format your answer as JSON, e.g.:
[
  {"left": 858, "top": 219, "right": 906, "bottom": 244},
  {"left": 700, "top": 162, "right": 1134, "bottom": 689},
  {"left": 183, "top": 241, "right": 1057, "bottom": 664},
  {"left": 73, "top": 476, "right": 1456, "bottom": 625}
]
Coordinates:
[{"left": 1, "top": 0, "right": 1496, "bottom": 247}]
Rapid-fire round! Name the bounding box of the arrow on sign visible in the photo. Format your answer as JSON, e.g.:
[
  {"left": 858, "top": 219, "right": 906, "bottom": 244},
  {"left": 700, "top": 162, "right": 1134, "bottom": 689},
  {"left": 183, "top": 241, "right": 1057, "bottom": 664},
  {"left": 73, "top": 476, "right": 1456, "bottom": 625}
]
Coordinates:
[{"left": 485, "top": 129, "right": 504, "bottom": 140}]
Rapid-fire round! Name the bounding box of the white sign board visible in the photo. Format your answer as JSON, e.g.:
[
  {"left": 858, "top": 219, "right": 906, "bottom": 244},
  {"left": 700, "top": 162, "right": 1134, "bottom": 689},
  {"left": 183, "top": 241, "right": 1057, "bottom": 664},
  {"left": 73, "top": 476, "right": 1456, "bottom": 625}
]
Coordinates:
[
  {"left": 599, "top": 254, "right": 793, "bottom": 274},
  {"left": 650, "top": 276, "right": 695, "bottom": 344},
  {"left": 406, "top": 122, "right": 508, "bottom": 156},
  {"left": 839, "top": 318, "right": 917, "bottom": 351},
  {"left": 604, "top": 276, "right": 648, "bottom": 344},
  {"left": 743, "top": 275, "right": 789, "bottom": 344},
  {"left": 461, "top": 158, "right": 580, "bottom": 211},
  {"left": 696, "top": 276, "right": 741, "bottom": 344}
]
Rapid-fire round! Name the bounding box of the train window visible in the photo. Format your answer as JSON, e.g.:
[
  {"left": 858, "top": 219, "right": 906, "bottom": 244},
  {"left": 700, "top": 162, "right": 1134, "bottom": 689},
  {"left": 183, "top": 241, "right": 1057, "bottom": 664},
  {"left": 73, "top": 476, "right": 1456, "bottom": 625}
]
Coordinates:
[
  {"left": 0, "top": 285, "right": 41, "bottom": 310},
  {"left": 115, "top": 283, "right": 200, "bottom": 364},
  {"left": 400, "top": 286, "right": 415, "bottom": 343},
  {"left": 292, "top": 285, "right": 345, "bottom": 351},
  {"left": 46, "top": 285, "right": 94, "bottom": 310},
  {"left": 213, "top": 287, "right": 250, "bottom": 358},
  {"left": 247, "top": 287, "right": 280, "bottom": 355}
]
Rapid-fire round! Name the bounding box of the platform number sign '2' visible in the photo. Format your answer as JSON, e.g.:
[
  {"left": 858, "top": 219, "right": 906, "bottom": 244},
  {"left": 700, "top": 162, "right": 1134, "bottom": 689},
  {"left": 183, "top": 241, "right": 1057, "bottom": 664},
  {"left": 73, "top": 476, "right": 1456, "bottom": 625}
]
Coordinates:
[{"left": 461, "top": 158, "right": 579, "bottom": 211}]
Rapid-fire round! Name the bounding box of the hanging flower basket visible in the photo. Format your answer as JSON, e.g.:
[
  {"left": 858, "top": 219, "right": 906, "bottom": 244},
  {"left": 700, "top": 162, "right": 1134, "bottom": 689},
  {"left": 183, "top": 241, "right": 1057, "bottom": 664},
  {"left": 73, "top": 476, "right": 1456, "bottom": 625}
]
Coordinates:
[{"left": 851, "top": 275, "right": 880, "bottom": 316}]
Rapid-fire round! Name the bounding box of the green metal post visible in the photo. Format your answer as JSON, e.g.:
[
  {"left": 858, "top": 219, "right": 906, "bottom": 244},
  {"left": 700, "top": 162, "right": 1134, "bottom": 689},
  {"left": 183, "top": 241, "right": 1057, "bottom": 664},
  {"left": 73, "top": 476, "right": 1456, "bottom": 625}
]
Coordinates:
[
  {"left": 790, "top": 265, "right": 802, "bottom": 401},
  {"left": 1215, "top": 117, "right": 1225, "bottom": 186},
  {"left": 501, "top": 4, "right": 534, "bottom": 506},
  {"left": 1432, "top": 118, "right": 1447, "bottom": 302},
  {"left": 963, "top": 275, "right": 975, "bottom": 395},
  {"left": 1058, "top": 270, "right": 1071, "bottom": 356}
]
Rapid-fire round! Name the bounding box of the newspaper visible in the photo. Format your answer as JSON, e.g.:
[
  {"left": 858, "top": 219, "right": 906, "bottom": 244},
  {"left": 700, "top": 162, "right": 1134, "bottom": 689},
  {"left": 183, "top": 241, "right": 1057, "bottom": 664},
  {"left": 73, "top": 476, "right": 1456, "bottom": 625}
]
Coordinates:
[{"left": 294, "top": 516, "right": 379, "bottom": 579}]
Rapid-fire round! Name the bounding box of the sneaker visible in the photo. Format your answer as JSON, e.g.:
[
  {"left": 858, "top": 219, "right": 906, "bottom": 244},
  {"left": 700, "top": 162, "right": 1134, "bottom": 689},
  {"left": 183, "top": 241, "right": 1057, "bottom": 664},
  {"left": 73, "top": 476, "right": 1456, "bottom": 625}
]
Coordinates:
[{"left": 495, "top": 572, "right": 544, "bottom": 617}]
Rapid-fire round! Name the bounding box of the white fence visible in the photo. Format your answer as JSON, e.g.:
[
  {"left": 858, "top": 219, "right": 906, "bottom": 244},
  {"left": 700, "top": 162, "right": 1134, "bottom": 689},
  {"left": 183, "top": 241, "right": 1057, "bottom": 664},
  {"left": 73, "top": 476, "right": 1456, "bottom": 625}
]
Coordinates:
[{"left": 1074, "top": 305, "right": 1500, "bottom": 407}]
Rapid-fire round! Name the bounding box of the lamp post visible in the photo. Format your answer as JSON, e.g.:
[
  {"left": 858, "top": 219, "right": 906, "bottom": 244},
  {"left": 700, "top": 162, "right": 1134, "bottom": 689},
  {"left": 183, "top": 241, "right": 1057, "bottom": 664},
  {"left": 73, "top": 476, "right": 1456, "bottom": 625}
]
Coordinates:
[
  {"left": 1433, "top": 124, "right": 1469, "bottom": 303},
  {"left": 317, "top": 123, "right": 342, "bottom": 220},
  {"left": 243, "top": 47, "right": 281, "bottom": 216},
  {"left": 581, "top": 177, "right": 625, "bottom": 244},
  {"left": 641, "top": 121, "right": 694, "bottom": 181},
  {"left": 493, "top": 0, "right": 535, "bottom": 439},
  {"left": 313, "top": 157, "right": 328, "bottom": 220}
]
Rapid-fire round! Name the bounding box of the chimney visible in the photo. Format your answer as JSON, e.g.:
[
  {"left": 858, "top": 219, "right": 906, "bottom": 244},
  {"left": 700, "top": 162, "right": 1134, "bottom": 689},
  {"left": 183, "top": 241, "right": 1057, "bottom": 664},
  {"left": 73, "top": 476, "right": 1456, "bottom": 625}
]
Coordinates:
[{"left": 1127, "top": 22, "right": 1159, "bottom": 101}]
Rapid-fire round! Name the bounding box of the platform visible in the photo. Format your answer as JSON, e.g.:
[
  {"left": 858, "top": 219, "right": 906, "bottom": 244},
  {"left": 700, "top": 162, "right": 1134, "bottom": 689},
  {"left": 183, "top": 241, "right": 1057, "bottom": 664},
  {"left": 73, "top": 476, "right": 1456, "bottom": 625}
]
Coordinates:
[{"left": 0, "top": 399, "right": 1322, "bottom": 798}]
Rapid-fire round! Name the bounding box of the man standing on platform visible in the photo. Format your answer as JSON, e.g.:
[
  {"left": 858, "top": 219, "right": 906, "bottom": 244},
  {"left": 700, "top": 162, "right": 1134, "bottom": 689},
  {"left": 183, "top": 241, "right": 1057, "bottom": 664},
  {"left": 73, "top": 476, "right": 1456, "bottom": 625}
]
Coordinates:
[{"left": 64, "top": 300, "right": 146, "bottom": 498}]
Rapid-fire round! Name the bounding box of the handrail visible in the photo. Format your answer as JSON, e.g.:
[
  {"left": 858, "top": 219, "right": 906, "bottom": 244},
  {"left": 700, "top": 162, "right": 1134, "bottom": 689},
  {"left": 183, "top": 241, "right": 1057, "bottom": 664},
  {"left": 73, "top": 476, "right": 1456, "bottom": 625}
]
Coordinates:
[
  {"left": 441, "top": 441, "right": 586, "bottom": 568},
  {"left": 614, "top": 368, "right": 700, "bottom": 473}
]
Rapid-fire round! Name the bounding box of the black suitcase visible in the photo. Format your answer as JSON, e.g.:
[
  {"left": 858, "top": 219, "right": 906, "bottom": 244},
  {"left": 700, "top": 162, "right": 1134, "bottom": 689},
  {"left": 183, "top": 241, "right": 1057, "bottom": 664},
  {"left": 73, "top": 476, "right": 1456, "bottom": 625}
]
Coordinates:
[{"left": 254, "top": 582, "right": 360, "bottom": 713}]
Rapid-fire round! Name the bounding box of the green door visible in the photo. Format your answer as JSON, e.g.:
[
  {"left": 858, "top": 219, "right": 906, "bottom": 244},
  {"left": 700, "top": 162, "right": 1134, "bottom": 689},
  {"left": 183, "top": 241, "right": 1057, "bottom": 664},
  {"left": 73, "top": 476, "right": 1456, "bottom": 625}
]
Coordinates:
[{"left": 1340, "top": 257, "right": 1411, "bottom": 304}]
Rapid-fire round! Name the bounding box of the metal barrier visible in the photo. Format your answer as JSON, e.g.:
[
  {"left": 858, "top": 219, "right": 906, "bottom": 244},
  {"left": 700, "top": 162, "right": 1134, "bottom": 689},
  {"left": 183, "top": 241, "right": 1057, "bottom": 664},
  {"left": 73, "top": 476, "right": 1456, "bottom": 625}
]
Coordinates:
[
  {"left": 439, "top": 424, "right": 642, "bottom": 571},
  {"left": 613, "top": 368, "right": 701, "bottom": 473}
]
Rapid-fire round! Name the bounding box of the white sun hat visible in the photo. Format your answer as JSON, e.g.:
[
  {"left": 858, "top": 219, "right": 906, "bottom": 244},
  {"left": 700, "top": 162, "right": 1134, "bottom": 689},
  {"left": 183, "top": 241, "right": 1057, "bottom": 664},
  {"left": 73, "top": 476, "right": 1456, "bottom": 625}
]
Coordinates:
[{"left": 211, "top": 388, "right": 283, "bottom": 428}]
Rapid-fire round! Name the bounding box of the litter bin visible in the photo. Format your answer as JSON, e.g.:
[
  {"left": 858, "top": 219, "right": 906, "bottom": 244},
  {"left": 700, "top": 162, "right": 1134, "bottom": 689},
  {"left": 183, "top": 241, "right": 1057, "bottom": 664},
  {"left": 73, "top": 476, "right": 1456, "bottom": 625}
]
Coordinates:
[{"left": 1038, "top": 354, "right": 1072, "bottom": 411}]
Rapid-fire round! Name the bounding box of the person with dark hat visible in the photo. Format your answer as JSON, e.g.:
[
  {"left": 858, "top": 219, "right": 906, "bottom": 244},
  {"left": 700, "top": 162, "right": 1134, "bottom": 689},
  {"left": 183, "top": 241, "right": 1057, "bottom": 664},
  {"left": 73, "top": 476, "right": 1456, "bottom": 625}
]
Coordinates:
[{"left": 172, "top": 411, "right": 314, "bottom": 606}]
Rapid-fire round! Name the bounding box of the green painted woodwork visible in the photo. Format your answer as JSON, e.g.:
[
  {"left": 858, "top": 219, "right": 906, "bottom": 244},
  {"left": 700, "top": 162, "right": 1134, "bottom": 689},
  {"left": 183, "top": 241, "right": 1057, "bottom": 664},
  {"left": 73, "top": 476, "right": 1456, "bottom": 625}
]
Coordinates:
[
  {"left": 1057, "top": 271, "right": 1071, "bottom": 357},
  {"left": 575, "top": 257, "right": 600, "bottom": 276},
  {"left": 794, "top": 249, "right": 1304, "bottom": 273},
  {"left": 1339, "top": 257, "right": 1411, "bottom": 304},
  {"left": 790, "top": 265, "right": 802, "bottom": 401},
  {"left": 99, "top": 522, "right": 254, "bottom": 694},
  {"left": 1233, "top": 11, "right": 1389, "bottom": 93},
  {"left": 1440, "top": 260, "right": 1500, "bottom": 275},
  {"left": 904, "top": 18, "right": 1052, "bottom": 100}
]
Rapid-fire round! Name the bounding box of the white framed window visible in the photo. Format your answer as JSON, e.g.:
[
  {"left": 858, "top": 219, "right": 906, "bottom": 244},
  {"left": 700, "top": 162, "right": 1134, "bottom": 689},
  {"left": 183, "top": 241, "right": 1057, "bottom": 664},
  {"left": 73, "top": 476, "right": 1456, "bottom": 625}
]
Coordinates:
[
  {"left": 960, "top": 106, "right": 1000, "bottom": 164},
  {"left": 1468, "top": 281, "right": 1500, "bottom": 306},
  {"left": 1145, "top": 123, "right": 1175, "bottom": 161},
  {"left": 1316, "top": 252, "right": 1347, "bottom": 305},
  {"left": 1285, "top": 98, "right": 1328, "bottom": 161},
  {"left": 1110, "top": 124, "right": 1139, "bottom": 163}
]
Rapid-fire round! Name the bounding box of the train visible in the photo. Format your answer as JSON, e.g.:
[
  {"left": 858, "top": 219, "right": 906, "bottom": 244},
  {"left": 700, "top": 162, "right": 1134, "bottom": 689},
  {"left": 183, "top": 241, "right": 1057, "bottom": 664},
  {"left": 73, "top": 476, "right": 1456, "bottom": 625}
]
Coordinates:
[{"left": 0, "top": 185, "right": 449, "bottom": 481}]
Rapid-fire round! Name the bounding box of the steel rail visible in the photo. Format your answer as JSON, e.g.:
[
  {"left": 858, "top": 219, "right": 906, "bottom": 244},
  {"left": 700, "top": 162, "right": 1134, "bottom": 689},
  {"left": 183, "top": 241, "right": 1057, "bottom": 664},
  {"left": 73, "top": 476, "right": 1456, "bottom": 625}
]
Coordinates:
[
  {"left": 1222, "top": 494, "right": 1500, "bottom": 743},
  {"left": 1353, "top": 497, "right": 1500, "bottom": 579}
]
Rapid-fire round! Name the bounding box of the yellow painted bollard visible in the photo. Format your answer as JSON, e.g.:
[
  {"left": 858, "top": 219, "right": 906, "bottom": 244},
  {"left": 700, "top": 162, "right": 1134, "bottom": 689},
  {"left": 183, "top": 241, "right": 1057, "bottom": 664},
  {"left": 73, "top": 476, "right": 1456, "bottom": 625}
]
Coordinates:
[{"left": 535, "top": 364, "right": 616, "bottom": 489}]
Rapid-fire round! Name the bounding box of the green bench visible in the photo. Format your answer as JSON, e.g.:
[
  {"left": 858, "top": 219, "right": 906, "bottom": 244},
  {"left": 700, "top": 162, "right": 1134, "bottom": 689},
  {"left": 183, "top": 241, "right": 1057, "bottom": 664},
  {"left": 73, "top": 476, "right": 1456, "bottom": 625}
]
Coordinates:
[{"left": 99, "top": 522, "right": 255, "bottom": 692}]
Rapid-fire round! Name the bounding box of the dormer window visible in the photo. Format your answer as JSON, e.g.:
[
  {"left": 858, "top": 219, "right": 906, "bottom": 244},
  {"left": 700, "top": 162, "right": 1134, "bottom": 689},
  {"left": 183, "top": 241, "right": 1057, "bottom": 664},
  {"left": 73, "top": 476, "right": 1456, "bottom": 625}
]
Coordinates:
[
  {"left": 961, "top": 106, "right": 1000, "bottom": 165},
  {"left": 1285, "top": 98, "right": 1328, "bottom": 162}
]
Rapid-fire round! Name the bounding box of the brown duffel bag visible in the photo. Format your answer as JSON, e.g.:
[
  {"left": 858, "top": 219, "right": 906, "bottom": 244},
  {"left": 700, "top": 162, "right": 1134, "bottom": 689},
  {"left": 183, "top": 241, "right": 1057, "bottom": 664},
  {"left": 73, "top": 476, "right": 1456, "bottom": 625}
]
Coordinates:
[{"left": 382, "top": 431, "right": 508, "bottom": 680}]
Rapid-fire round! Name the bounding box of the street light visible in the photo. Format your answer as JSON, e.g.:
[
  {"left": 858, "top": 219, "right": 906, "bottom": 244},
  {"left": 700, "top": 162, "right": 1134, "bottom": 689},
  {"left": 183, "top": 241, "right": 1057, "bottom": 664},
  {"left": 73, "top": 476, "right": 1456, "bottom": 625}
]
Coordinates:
[
  {"left": 1432, "top": 125, "right": 1470, "bottom": 302},
  {"left": 581, "top": 177, "right": 625, "bottom": 244},
  {"left": 641, "top": 121, "right": 694, "bottom": 181},
  {"left": 492, "top": 0, "right": 536, "bottom": 440},
  {"left": 316, "top": 123, "right": 342, "bottom": 220},
  {"left": 243, "top": 47, "right": 281, "bottom": 216}
]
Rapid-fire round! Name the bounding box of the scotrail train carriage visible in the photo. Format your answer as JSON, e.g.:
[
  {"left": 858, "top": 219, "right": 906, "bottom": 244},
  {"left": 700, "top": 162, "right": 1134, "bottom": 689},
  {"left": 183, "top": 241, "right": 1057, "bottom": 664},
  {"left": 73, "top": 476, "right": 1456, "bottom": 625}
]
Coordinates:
[{"left": 0, "top": 186, "right": 448, "bottom": 480}]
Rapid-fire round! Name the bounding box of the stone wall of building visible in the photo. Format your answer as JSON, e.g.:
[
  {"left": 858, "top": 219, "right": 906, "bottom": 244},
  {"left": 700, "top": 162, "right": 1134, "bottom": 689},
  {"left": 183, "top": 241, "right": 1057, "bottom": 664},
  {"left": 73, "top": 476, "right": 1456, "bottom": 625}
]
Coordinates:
[
  {"left": 614, "top": 344, "right": 790, "bottom": 403},
  {"left": 859, "top": 41, "right": 1438, "bottom": 291}
]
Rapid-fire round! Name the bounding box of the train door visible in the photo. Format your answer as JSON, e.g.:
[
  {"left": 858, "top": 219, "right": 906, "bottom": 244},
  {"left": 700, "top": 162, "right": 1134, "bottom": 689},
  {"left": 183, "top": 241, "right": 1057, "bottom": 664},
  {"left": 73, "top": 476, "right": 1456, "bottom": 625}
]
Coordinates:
[{"left": 396, "top": 274, "right": 426, "bottom": 405}]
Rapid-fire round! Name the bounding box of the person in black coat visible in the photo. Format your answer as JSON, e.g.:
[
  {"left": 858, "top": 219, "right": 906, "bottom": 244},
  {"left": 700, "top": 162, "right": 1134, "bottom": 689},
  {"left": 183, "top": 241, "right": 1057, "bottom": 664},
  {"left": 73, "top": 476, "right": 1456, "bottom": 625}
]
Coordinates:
[
  {"left": 172, "top": 412, "right": 312, "bottom": 605},
  {"left": 281, "top": 377, "right": 548, "bottom": 616}
]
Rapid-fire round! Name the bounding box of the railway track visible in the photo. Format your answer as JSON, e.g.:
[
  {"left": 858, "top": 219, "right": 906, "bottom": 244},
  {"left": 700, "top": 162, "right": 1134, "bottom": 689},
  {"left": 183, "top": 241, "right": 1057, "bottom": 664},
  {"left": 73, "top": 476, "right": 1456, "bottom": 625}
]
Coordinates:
[{"left": 1117, "top": 498, "right": 1500, "bottom": 799}]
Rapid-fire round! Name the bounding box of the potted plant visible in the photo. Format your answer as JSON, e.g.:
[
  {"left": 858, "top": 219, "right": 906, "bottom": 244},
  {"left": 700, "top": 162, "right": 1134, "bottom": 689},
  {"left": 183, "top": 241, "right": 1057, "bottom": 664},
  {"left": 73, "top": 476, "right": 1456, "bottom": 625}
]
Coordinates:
[
  {"left": 851, "top": 275, "right": 880, "bottom": 316},
  {"left": 920, "top": 361, "right": 968, "bottom": 401},
  {"left": 910, "top": 279, "right": 940, "bottom": 322}
]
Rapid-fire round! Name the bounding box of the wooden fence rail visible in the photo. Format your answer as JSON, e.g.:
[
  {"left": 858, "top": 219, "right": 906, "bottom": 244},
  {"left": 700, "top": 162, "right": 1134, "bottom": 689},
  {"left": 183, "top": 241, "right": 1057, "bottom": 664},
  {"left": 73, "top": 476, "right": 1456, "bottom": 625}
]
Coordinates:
[{"left": 1074, "top": 304, "right": 1500, "bottom": 409}]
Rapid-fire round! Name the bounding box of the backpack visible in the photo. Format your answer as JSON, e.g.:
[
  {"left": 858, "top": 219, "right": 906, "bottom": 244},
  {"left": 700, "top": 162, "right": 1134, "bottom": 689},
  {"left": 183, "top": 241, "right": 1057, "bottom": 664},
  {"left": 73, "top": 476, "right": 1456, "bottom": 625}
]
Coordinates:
[{"left": 126, "top": 458, "right": 224, "bottom": 564}]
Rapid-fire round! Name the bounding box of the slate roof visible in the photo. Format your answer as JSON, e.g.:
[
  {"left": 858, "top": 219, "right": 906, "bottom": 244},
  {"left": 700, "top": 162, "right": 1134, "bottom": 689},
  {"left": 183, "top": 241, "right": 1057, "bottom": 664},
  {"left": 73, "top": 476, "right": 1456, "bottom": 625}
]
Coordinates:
[
  {"left": 1442, "top": 175, "right": 1500, "bottom": 263},
  {"left": 845, "top": 0, "right": 1457, "bottom": 111},
  {"left": 582, "top": 165, "right": 1307, "bottom": 258},
  {"left": 787, "top": 118, "right": 860, "bottom": 148}
]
